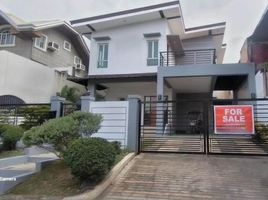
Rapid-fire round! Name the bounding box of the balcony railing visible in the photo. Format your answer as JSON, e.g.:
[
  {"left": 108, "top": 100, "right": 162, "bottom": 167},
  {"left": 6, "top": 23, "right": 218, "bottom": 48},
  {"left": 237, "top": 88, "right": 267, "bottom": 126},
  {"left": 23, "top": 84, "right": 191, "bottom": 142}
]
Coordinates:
[{"left": 160, "top": 49, "right": 216, "bottom": 67}]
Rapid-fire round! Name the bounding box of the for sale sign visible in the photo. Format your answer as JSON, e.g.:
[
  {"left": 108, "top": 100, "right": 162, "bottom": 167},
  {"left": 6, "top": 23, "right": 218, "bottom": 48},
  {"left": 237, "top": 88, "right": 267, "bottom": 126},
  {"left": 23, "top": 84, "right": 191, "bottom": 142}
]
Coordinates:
[{"left": 214, "top": 105, "right": 254, "bottom": 134}]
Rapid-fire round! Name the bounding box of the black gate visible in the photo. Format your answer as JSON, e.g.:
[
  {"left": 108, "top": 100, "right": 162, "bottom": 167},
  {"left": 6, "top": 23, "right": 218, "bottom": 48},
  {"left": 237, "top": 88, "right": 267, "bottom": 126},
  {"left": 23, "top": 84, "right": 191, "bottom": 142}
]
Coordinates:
[
  {"left": 138, "top": 98, "right": 268, "bottom": 156},
  {"left": 139, "top": 99, "right": 208, "bottom": 154},
  {"left": 208, "top": 98, "right": 268, "bottom": 156}
]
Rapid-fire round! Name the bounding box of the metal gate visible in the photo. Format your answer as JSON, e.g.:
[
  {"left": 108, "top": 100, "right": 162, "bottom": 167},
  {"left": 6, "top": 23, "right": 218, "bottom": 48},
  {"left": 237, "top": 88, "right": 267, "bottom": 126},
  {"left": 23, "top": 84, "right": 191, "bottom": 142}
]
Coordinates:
[
  {"left": 208, "top": 98, "right": 268, "bottom": 156},
  {"left": 139, "top": 99, "right": 208, "bottom": 154},
  {"left": 138, "top": 98, "right": 268, "bottom": 156}
]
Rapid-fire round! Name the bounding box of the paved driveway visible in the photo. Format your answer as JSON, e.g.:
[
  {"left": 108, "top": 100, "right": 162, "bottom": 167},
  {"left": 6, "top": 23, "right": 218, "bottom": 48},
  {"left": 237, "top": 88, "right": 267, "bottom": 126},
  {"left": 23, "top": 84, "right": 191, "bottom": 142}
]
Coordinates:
[{"left": 99, "top": 154, "right": 268, "bottom": 200}]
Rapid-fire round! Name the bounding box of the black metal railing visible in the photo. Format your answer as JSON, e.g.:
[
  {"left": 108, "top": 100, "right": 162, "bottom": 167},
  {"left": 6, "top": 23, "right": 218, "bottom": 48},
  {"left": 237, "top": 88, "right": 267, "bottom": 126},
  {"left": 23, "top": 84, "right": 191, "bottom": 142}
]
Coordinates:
[
  {"left": 139, "top": 98, "right": 268, "bottom": 156},
  {"left": 140, "top": 99, "right": 207, "bottom": 154},
  {"left": 209, "top": 98, "right": 268, "bottom": 155},
  {"left": 0, "top": 104, "right": 56, "bottom": 130},
  {"left": 60, "top": 103, "right": 81, "bottom": 117},
  {"left": 160, "top": 49, "right": 216, "bottom": 67}
]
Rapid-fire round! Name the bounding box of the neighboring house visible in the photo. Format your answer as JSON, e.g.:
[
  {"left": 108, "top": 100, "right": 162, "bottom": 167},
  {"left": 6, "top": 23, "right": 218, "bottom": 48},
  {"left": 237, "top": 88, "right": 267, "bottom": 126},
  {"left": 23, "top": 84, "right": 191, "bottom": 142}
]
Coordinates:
[
  {"left": 0, "top": 10, "right": 89, "bottom": 103},
  {"left": 71, "top": 1, "right": 255, "bottom": 103},
  {"left": 240, "top": 7, "right": 268, "bottom": 98}
]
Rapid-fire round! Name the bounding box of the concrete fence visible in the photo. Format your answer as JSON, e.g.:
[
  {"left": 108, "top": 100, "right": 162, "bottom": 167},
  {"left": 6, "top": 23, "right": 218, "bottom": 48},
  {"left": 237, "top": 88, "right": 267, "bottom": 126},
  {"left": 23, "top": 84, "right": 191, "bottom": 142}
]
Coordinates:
[{"left": 50, "top": 95, "right": 141, "bottom": 152}]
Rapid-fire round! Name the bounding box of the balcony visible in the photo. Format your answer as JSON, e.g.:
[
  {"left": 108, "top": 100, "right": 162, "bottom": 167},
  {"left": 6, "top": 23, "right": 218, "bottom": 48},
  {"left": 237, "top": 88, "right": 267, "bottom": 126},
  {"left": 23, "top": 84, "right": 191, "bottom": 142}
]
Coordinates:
[{"left": 159, "top": 49, "right": 216, "bottom": 67}]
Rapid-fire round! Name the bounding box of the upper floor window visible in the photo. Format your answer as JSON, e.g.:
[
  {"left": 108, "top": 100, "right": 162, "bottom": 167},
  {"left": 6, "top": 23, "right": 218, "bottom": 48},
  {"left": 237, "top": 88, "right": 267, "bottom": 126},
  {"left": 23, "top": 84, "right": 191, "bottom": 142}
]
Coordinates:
[
  {"left": 0, "top": 29, "right": 15, "bottom": 47},
  {"left": 63, "top": 40, "right": 71, "bottom": 51},
  {"left": 97, "top": 43, "right": 108, "bottom": 68},
  {"left": 74, "top": 56, "right": 82, "bottom": 65},
  {"left": 34, "top": 34, "right": 48, "bottom": 51},
  {"left": 147, "top": 40, "right": 159, "bottom": 66}
]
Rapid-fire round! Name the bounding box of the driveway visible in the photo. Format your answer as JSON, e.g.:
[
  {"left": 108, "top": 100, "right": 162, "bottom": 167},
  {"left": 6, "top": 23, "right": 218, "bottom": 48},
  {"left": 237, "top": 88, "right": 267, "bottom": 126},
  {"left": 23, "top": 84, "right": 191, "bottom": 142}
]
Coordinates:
[{"left": 98, "top": 153, "right": 268, "bottom": 200}]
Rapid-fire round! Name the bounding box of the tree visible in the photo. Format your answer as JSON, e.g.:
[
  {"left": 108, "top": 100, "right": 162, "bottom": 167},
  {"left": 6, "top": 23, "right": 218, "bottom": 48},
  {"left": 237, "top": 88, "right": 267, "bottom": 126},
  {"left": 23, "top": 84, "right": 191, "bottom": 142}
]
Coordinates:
[
  {"left": 60, "top": 85, "right": 80, "bottom": 103},
  {"left": 22, "top": 111, "right": 102, "bottom": 158}
]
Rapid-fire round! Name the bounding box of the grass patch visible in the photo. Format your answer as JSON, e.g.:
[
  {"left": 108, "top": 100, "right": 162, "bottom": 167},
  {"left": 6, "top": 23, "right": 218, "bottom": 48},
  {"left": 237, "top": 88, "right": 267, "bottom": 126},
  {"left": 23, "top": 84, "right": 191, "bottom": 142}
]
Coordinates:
[
  {"left": 7, "top": 150, "right": 130, "bottom": 198},
  {"left": 8, "top": 160, "right": 82, "bottom": 197},
  {"left": 0, "top": 150, "right": 25, "bottom": 159},
  {"left": 114, "top": 150, "right": 129, "bottom": 165}
]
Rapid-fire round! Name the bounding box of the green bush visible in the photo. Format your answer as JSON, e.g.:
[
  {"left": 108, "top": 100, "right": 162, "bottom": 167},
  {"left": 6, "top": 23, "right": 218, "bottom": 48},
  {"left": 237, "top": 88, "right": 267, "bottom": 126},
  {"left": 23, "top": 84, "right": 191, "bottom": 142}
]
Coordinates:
[
  {"left": 63, "top": 138, "right": 117, "bottom": 182},
  {"left": 22, "top": 111, "right": 102, "bottom": 158},
  {"left": 111, "top": 141, "right": 121, "bottom": 155},
  {"left": 1, "top": 125, "right": 24, "bottom": 150},
  {"left": 254, "top": 123, "right": 268, "bottom": 140}
]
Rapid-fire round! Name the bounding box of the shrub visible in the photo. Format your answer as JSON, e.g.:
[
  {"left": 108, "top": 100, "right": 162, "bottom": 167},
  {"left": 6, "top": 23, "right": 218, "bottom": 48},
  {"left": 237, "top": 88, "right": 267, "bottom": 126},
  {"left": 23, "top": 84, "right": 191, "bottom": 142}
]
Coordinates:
[
  {"left": 111, "top": 141, "right": 121, "bottom": 155},
  {"left": 1, "top": 125, "right": 24, "bottom": 150},
  {"left": 63, "top": 138, "right": 117, "bottom": 182},
  {"left": 254, "top": 123, "right": 268, "bottom": 140},
  {"left": 22, "top": 111, "right": 102, "bottom": 158}
]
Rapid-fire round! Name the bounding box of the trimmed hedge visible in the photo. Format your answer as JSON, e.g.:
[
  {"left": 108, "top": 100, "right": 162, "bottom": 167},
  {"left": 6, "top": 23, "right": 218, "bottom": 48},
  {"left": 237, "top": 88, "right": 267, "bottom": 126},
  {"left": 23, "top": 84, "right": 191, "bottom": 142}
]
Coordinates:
[
  {"left": 0, "top": 125, "right": 24, "bottom": 150},
  {"left": 22, "top": 111, "right": 102, "bottom": 157},
  {"left": 63, "top": 138, "right": 117, "bottom": 182}
]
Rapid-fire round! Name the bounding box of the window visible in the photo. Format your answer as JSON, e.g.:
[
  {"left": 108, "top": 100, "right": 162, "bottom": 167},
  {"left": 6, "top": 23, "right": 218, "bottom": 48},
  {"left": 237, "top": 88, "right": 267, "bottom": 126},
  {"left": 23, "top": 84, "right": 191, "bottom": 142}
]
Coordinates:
[
  {"left": 74, "top": 56, "right": 82, "bottom": 65},
  {"left": 97, "top": 43, "right": 108, "bottom": 68},
  {"left": 0, "top": 29, "right": 15, "bottom": 47},
  {"left": 34, "top": 34, "right": 48, "bottom": 51},
  {"left": 63, "top": 40, "right": 71, "bottom": 51},
  {"left": 147, "top": 40, "right": 159, "bottom": 66}
]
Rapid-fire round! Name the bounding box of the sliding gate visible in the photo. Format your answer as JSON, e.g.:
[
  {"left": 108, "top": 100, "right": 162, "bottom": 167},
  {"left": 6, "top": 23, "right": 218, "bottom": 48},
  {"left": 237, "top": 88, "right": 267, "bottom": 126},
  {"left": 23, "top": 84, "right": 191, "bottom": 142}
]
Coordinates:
[
  {"left": 139, "top": 99, "right": 208, "bottom": 154},
  {"left": 208, "top": 98, "right": 268, "bottom": 156},
  {"left": 139, "top": 98, "right": 268, "bottom": 156}
]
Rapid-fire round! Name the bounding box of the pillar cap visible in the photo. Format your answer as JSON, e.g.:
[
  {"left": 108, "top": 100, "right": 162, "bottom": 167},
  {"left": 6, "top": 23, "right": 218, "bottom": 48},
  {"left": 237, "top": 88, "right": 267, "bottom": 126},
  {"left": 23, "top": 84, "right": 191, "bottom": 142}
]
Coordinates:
[
  {"left": 51, "top": 96, "right": 65, "bottom": 101},
  {"left": 81, "top": 96, "right": 95, "bottom": 101},
  {"left": 127, "top": 95, "right": 142, "bottom": 100}
]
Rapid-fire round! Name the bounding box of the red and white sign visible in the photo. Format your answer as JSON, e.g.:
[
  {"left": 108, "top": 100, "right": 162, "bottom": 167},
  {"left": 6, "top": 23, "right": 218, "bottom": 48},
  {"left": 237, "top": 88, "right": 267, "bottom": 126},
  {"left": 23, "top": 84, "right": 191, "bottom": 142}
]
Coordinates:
[{"left": 214, "top": 105, "right": 254, "bottom": 134}]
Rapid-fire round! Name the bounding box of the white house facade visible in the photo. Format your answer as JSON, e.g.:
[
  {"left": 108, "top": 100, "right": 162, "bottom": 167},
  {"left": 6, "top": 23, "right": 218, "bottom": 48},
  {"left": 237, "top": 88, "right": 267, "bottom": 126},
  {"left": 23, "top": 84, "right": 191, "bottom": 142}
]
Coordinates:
[{"left": 71, "top": 1, "right": 255, "bottom": 103}]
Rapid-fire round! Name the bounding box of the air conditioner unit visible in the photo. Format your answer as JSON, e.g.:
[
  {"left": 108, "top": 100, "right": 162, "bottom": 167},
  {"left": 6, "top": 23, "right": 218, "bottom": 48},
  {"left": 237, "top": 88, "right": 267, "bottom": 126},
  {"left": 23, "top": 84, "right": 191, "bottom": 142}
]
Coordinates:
[
  {"left": 47, "top": 42, "right": 59, "bottom": 51},
  {"left": 75, "top": 64, "right": 86, "bottom": 71}
]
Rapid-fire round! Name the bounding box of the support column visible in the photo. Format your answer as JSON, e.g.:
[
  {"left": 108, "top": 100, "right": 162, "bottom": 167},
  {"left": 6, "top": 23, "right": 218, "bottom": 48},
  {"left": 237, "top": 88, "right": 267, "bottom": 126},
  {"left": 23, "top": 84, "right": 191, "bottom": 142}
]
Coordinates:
[
  {"left": 50, "top": 96, "right": 65, "bottom": 118},
  {"left": 248, "top": 72, "right": 256, "bottom": 98},
  {"left": 87, "top": 83, "right": 96, "bottom": 98},
  {"left": 156, "top": 75, "right": 164, "bottom": 134},
  {"left": 80, "top": 96, "right": 95, "bottom": 112},
  {"left": 127, "top": 95, "right": 141, "bottom": 153}
]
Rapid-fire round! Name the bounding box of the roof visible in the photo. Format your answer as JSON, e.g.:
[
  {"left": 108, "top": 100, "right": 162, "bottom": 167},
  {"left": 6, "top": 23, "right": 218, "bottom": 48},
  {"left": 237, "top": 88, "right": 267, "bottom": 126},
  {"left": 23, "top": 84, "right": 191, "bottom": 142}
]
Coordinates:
[
  {"left": 0, "top": 9, "right": 89, "bottom": 57},
  {"left": 70, "top": 1, "right": 226, "bottom": 41},
  {"left": 249, "top": 5, "right": 268, "bottom": 41}
]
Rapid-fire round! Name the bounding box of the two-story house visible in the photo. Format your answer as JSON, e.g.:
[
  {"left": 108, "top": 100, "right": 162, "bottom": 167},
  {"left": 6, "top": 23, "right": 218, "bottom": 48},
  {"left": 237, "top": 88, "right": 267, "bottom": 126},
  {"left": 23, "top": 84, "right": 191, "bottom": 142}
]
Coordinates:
[
  {"left": 240, "top": 7, "right": 268, "bottom": 98},
  {"left": 71, "top": 1, "right": 256, "bottom": 132},
  {"left": 0, "top": 10, "right": 89, "bottom": 103}
]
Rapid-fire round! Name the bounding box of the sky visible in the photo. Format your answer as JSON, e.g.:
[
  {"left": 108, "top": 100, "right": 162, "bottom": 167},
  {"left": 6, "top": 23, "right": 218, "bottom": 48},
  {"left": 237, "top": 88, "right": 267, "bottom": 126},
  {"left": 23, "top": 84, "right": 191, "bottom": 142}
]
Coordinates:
[{"left": 0, "top": 0, "right": 267, "bottom": 63}]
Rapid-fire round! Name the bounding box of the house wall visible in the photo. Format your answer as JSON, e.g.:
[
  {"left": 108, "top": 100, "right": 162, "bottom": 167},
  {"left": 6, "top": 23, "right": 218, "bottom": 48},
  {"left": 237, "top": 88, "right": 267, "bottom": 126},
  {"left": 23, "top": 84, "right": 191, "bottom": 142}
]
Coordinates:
[
  {"left": 89, "top": 19, "right": 168, "bottom": 75},
  {"left": 0, "top": 25, "right": 32, "bottom": 59},
  {"left": 0, "top": 51, "right": 85, "bottom": 103},
  {"left": 255, "top": 71, "right": 265, "bottom": 98},
  {"left": 236, "top": 79, "right": 251, "bottom": 99},
  {"left": 182, "top": 36, "right": 215, "bottom": 50},
  {"left": 31, "top": 28, "right": 84, "bottom": 69},
  {"left": 101, "top": 82, "right": 172, "bottom": 101}
]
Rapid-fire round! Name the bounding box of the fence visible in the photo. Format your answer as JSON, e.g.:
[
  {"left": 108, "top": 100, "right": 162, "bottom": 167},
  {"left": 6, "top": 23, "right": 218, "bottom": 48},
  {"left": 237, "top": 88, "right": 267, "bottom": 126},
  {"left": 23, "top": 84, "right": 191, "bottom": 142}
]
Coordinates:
[
  {"left": 139, "top": 98, "right": 268, "bottom": 156},
  {"left": 0, "top": 104, "right": 55, "bottom": 130},
  {"left": 89, "top": 101, "right": 129, "bottom": 148},
  {"left": 60, "top": 103, "right": 81, "bottom": 117}
]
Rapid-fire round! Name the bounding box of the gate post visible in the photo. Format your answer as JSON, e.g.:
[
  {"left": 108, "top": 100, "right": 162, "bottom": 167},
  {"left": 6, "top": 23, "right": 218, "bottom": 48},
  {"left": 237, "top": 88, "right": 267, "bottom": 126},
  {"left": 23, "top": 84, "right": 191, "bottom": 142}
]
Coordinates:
[
  {"left": 127, "top": 95, "right": 141, "bottom": 153},
  {"left": 50, "top": 96, "right": 65, "bottom": 118},
  {"left": 80, "top": 96, "right": 95, "bottom": 112}
]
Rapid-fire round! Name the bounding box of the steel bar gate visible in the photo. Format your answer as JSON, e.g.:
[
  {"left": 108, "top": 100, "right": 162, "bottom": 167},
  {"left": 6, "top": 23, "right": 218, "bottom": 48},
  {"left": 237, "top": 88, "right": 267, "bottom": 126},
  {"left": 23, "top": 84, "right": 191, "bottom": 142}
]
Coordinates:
[{"left": 138, "top": 98, "right": 268, "bottom": 156}]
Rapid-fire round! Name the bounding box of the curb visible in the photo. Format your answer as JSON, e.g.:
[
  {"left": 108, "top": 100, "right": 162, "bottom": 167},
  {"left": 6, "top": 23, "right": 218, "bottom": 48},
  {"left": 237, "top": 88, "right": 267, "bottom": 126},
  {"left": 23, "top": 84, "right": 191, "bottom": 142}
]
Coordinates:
[{"left": 63, "top": 152, "right": 136, "bottom": 200}]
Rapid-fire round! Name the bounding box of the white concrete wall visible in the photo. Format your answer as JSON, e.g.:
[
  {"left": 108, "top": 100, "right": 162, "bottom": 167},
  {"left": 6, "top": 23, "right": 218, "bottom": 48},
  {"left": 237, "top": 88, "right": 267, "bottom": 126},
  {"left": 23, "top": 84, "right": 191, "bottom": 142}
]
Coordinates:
[
  {"left": 101, "top": 82, "right": 172, "bottom": 101},
  {"left": 89, "top": 101, "right": 129, "bottom": 147},
  {"left": 0, "top": 50, "right": 85, "bottom": 103},
  {"left": 89, "top": 19, "right": 168, "bottom": 75},
  {"left": 255, "top": 71, "right": 265, "bottom": 98},
  {"left": 237, "top": 79, "right": 250, "bottom": 99}
]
